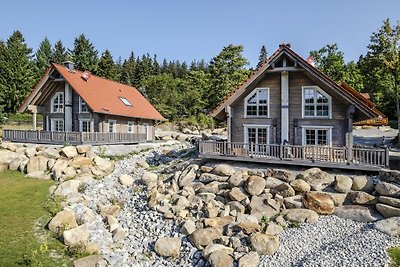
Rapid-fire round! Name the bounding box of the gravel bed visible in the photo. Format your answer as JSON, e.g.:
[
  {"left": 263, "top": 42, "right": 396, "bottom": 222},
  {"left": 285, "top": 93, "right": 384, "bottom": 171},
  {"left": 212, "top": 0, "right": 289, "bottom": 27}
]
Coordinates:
[{"left": 261, "top": 215, "right": 400, "bottom": 267}]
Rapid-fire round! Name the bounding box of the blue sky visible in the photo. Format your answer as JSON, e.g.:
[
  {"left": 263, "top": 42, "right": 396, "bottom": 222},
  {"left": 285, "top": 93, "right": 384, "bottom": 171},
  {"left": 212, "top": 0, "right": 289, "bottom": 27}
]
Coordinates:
[{"left": 1, "top": 0, "right": 399, "bottom": 67}]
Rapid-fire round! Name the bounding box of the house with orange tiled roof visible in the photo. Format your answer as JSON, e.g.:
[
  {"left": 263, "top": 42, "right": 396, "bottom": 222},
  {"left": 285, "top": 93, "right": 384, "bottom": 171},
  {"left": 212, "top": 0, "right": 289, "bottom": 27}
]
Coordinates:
[
  {"left": 3, "top": 61, "right": 165, "bottom": 145},
  {"left": 199, "top": 44, "right": 389, "bottom": 170}
]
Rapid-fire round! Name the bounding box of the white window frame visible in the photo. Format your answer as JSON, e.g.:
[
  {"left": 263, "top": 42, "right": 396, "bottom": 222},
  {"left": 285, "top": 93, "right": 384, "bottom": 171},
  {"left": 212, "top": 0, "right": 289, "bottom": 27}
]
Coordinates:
[
  {"left": 244, "top": 88, "right": 270, "bottom": 118},
  {"left": 243, "top": 124, "right": 270, "bottom": 145},
  {"left": 108, "top": 120, "right": 117, "bottom": 133},
  {"left": 79, "top": 96, "right": 89, "bottom": 113},
  {"left": 301, "top": 126, "right": 333, "bottom": 146},
  {"left": 51, "top": 92, "right": 64, "bottom": 113},
  {"left": 119, "top": 97, "right": 132, "bottom": 106},
  {"left": 79, "top": 119, "right": 91, "bottom": 132},
  {"left": 301, "top": 86, "right": 332, "bottom": 119},
  {"left": 50, "top": 118, "right": 64, "bottom": 132},
  {"left": 127, "top": 121, "right": 135, "bottom": 133}
]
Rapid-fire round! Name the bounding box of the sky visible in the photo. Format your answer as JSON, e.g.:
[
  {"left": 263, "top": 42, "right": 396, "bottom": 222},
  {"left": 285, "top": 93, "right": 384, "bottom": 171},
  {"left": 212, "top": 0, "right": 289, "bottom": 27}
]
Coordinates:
[{"left": 1, "top": 0, "right": 400, "bottom": 67}]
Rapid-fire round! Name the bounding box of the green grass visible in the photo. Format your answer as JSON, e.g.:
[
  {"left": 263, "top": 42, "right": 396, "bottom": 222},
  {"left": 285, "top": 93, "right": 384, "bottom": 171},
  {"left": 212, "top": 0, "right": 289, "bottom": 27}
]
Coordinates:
[
  {"left": 0, "top": 170, "right": 72, "bottom": 267},
  {"left": 389, "top": 247, "right": 400, "bottom": 267}
]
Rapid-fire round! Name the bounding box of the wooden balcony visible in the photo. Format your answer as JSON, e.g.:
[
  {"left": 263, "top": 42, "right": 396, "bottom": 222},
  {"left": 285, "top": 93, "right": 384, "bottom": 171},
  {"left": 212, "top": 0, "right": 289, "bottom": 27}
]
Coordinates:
[
  {"left": 199, "top": 141, "right": 389, "bottom": 171},
  {"left": 2, "top": 130, "right": 147, "bottom": 145}
]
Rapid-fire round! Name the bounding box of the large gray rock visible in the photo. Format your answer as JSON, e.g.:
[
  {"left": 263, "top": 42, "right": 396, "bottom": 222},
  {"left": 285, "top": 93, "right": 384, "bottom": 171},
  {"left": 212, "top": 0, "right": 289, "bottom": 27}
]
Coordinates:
[
  {"left": 228, "top": 171, "right": 246, "bottom": 187},
  {"left": 118, "top": 174, "right": 134, "bottom": 186},
  {"left": 208, "top": 250, "right": 234, "bottom": 267},
  {"left": 374, "top": 217, "right": 400, "bottom": 237},
  {"left": 8, "top": 155, "right": 28, "bottom": 171},
  {"left": 73, "top": 255, "right": 103, "bottom": 267},
  {"left": 334, "top": 205, "right": 382, "bottom": 222},
  {"left": 76, "top": 145, "right": 92, "bottom": 154},
  {"left": 352, "top": 176, "right": 374, "bottom": 192},
  {"left": 203, "top": 244, "right": 234, "bottom": 258},
  {"left": 303, "top": 191, "right": 335, "bottom": 215},
  {"left": 94, "top": 156, "right": 114, "bottom": 173},
  {"left": 238, "top": 251, "right": 260, "bottom": 267},
  {"left": 301, "top": 167, "right": 335, "bottom": 191},
  {"left": 348, "top": 191, "right": 377, "bottom": 205},
  {"left": 250, "top": 233, "right": 280, "bottom": 255},
  {"left": 178, "top": 164, "right": 199, "bottom": 187},
  {"left": 245, "top": 175, "right": 266, "bottom": 196},
  {"left": 61, "top": 146, "right": 78, "bottom": 158},
  {"left": 376, "top": 203, "right": 400, "bottom": 218},
  {"left": 229, "top": 187, "right": 248, "bottom": 202},
  {"left": 375, "top": 182, "right": 400, "bottom": 197},
  {"left": 54, "top": 180, "right": 82, "bottom": 197},
  {"left": 154, "top": 237, "right": 181, "bottom": 258},
  {"left": 26, "top": 155, "right": 48, "bottom": 174},
  {"left": 379, "top": 196, "right": 400, "bottom": 208},
  {"left": 40, "top": 147, "right": 60, "bottom": 159},
  {"left": 290, "top": 179, "right": 311, "bottom": 193},
  {"left": 142, "top": 171, "right": 158, "bottom": 188},
  {"left": 334, "top": 175, "right": 353, "bottom": 193},
  {"left": 281, "top": 208, "right": 319, "bottom": 223},
  {"left": 271, "top": 169, "right": 296, "bottom": 183},
  {"left": 199, "top": 173, "right": 229, "bottom": 183},
  {"left": 181, "top": 218, "right": 196, "bottom": 235},
  {"left": 62, "top": 224, "right": 89, "bottom": 246},
  {"left": 249, "top": 194, "right": 280, "bottom": 220},
  {"left": 284, "top": 195, "right": 304, "bottom": 209},
  {"left": 48, "top": 210, "right": 78, "bottom": 234},
  {"left": 189, "top": 227, "right": 222, "bottom": 249},
  {"left": 271, "top": 183, "right": 295, "bottom": 198},
  {"left": 212, "top": 164, "right": 235, "bottom": 176},
  {"left": 0, "top": 149, "right": 18, "bottom": 164}
]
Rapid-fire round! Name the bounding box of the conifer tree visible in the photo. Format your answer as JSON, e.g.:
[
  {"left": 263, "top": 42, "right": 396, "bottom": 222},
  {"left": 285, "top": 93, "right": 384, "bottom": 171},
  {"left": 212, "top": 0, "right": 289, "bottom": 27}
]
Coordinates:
[
  {"left": 52, "top": 40, "right": 68, "bottom": 64},
  {"left": 0, "top": 31, "right": 37, "bottom": 113},
  {"left": 257, "top": 45, "right": 268, "bottom": 68},
  {"left": 120, "top": 52, "right": 136, "bottom": 86},
  {"left": 70, "top": 34, "right": 98, "bottom": 72},
  {"left": 97, "top": 49, "right": 118, "bottom": 81},
  {"left": 35, "top": 37, "right": 53, "bottom": 76}
]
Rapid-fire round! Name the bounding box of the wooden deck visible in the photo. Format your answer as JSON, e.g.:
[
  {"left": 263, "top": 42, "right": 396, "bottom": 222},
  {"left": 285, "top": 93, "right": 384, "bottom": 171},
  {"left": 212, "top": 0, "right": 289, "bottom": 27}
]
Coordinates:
[
  {"left": 2, "top": 129, "right": 147, "bottom": 145},
  {"left": 199, "top": 141, "right": 389, "bottom": 171}
]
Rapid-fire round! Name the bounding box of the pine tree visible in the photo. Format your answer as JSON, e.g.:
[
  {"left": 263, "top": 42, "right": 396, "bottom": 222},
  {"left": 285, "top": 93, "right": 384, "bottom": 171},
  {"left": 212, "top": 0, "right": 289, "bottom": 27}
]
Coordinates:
[
  {"left": 52, "top": 40, "right": 68, "bottom": 64},
  {"left": 152, "top": 54, "right": 160, "bottom": 75},
  {"left": 257, "top": 45, "right": 268, "bottom": 68},
  {"left": 70, "top": 34, "right": 98, "bottom": 72},
  {"left": 120, "top": 52, "right": 136, "bottom": 86},
  {"left": 35, "top": 37, "right": 53, "bottom": 76},
  {"left": 208, "top": 44, "right": 250, "bottom": 109},
  {"left": 0, "top": 31, "right": 37, "bottom": 113},
  {"left": 97, "top": 49, "right": 118, "bottom": 81}
]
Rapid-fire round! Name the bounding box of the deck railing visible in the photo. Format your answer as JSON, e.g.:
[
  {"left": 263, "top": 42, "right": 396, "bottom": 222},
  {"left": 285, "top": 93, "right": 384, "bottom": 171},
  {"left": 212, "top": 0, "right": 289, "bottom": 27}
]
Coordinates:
[
  {"left": 2, "top": 129, "right": 147, "bottom": 145},
  {"left": 199, "top": 141, "right": 389, "bottom": 168}
]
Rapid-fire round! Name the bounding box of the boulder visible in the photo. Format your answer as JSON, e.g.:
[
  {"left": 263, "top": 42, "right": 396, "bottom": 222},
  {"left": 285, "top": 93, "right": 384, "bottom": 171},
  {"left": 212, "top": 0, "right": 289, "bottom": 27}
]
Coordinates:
[
  {"left": 73, "top": 255, "right": 103, "bottom": 267},
  {"left": 333, "top": 205, "right": 382, "bottom": 222},
  {"left": 284, "top": 195, "right": 304, "bottom": 209},
  {"left": 112, "top": 227, "right": 128, "bottom": 242},
  {"left": 379, "top": 196, "right": 400, "bottom": 208},
  {"left": 212, "top": 164, "right": 235, "bottom": 176},
  {"left": 281, "top": 208, "right": 319, "bottom": 223},
  {"left": 271, "top": 183, "right": 295, "bottom": 198},
  {"left": 322, "top": 192, "right": 347, "bottom": 206},
  {"left": 204, "top": 216, "right": 234, "bottom": 228},
  {"left": 376, "top": 203, "right": 400, "bottom": 218},
  {"left": 238, "top": 251, "right": 260, "bottom": 267},
  {"left": 249, "top": 194, "right": 280, "bottom": 220},
  {"left": 52, "top": 158, "right": 71, "bottom": 173},
  {"left": 99, "top": 204, "right": 120, "bottom": 217},
  {"left": 271, "top": 169, "right": 296, "bottom": 183},
  {"left": 290, "top": 179, "right": 311, "bottom": 193},
  {"left": 48, "top": 210, "right": 78, "bottom": 234},
  {"left": 9, "top": 155, "right": 28, "bottom": 171},
  {"left": 374, "top": 217, "right": 400, "bottom": 237},
  {"left": 118, "top": 174, "right": 134, "bottom": 186},
  {"left": 301, "top": 167, "right": 335, "bottom": 191},
  {"left": 94, "top": 156, "right": 114, "bottom": 173},
  {"left": 250, "top": 233, "right": 280, "bottom": 255},
  {"left": 24, "top": 147, "right": 37, "bottom": 158},
  {"left": 237, "top": 221, "right": 261, "bottom": 234},
  {"left": 76, "top": 145, "right": 92, "bottom": 154},
  {"left": 352, "top": 176, "right": 374, "bottom": 192},
  {"left": 70, "top": 157, "right": 93, "bottom": 168},
  {"left": 375, "top": 182, "right": 400, "bottom": 197},
  {"left": 178, "top": 164, "right": 199, "bottom": 187},
  {"left": 348, "top": 191, "right": 377, "bottom": 205},
  {"left": 208, "top": 250, "right": 234, "bottom": 267},
  {"left": 61, "top": 146, "right": 78, "bottom": 158},
  {"left": 199, "top": 173, "right": 229, "bottom": 183},
  {"left": 229, "top": 187, "right": 248, "bottom": 202},
  {"left": 181, "top": 218, "right": 196, "bottom": 235},
  {"left": 0, "top": 149, "right": 18, "bottom": 164},
  {"left": 203, "top": 244, "right": 234, "bottom": 258},
  {"left": 62, "top": 224, "right": 89, "bottom": 246},
  {"left": 40, "top": 147, "right": 60, "bottom": 159},
  {"left": 106, "top": 215, "right": 119, "bottom": 232},
  {"left": 142, "top": 171, "right": 158, "bottom": 188},
  {"left": 265, "top": 177, "right": 284, "bottom": 189},
  {"left": 189, "top": 227, "right": 222, "bottom": 249},
  {"left": 154, "top": 237, "right": 181, "bottom": 258},
  {"left": 265, "top": 222, "right": 284, "bottom": 235},
  {"left": 334, "top": 175, "right": 353, "bottom": 193},
  {"left": 26, "top": 155, "right": 48, "bottom": 174},
  {"left": 63, "top": 166, "right": 77, "bottom": 178},
  {"left": 303, "top": 191, "right": 335, "bottom": 215},
  {"left": 137, "top": 159, "right": 150, "bottom": 169},
  {"left": 245, "top": 175, "right": 266, "bottom": 196},
  {"left": 54, "top": 180, "right": 82, "bottom": 197},
  {"left": 228, "top": 171, "right": 247, "bottom": 187}
]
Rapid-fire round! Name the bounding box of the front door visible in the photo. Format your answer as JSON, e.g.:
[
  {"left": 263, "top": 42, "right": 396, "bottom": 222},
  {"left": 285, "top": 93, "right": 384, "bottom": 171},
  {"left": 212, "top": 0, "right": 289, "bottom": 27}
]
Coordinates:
[
  {"left": 245, "top": 126, "right": 269, "bottom": 155},
  {"left": 143, "top": 123, "right": 151, "bottom": 141}
]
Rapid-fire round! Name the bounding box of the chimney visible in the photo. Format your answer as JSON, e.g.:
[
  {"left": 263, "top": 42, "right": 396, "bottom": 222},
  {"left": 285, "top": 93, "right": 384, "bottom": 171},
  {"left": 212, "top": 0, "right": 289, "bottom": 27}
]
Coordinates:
[
  {"left": 64, "top": 61, "right": 75, "bottom": 71},
  {"left": 306, "top": 55, "right": 316, "bottom": 67},
  {"left": 279, "top": 43, "right": 291, "bottom": 48}
]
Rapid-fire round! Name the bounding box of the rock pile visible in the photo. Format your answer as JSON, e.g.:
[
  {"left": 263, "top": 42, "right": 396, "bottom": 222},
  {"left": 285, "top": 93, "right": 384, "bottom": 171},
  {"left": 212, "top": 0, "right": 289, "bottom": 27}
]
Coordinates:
[{"left": 147, "top": 163, "right": 400, "bottom": 266}]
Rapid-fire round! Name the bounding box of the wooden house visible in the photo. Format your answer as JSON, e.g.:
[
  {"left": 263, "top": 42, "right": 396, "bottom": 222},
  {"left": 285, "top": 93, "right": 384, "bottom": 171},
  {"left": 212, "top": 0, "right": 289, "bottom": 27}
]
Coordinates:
[
  {"left": 3, "top": 62, "right": 165, "bottom": 145},
  {"left": 200, "top": 44, "right": 389, "bottom": 170}
]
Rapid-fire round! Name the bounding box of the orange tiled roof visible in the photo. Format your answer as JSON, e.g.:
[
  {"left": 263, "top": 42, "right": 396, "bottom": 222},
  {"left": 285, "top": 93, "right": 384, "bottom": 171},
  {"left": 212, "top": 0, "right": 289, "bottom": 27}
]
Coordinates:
[{"left": 22, "top": 63, "right": 165, "bottom": 121}]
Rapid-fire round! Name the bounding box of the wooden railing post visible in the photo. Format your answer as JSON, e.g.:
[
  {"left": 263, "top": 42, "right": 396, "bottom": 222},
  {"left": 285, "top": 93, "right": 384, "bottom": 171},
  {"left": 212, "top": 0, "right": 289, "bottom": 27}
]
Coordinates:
[
  {"left": 312, "top": 146, "right": 315, "bottom": 162},
  {"left": 279, "top": 144, "right": 283, "bottom": 160},
  {"left": 385, "top": 147, "right": 390, "bottom": 168}
]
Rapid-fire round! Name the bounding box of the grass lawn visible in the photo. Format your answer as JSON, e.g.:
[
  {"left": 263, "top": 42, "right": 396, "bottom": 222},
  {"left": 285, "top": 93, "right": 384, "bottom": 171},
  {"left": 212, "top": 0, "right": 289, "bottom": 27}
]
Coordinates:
[
  {"left": 389, "top": 247, "right": 400, "bottom": 267},
  {"left": 0, "top": 170, "right": 71, "bottom": 267}
]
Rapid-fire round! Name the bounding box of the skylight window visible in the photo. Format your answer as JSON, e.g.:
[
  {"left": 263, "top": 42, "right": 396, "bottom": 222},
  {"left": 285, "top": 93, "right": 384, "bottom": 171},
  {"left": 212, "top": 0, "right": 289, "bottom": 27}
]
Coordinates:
[{"left": 119, "top": 97, "right": 132, "bottom": 106}]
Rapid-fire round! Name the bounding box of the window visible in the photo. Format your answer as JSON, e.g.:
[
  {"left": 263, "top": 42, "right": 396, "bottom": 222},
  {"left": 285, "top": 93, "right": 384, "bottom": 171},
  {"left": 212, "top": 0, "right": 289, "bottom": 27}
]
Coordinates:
[
  {"left": 79, "top": 97, "right": 89, "bottom": 113},
  {"left": 245, "top": 88, "right": 269, "bottom": 117},
  {"left": 80, "top": 120, "right": 91, "bottom": 132},
  {"left": 244, "top": 125, "right": 269, "bottom": 145},
  {"left": 51, "top": 119, "right": 64, "bottom": 132},
  {"left": 51, "top": 92, "right": 64, "bottom": 113},
  {"left": 302, "top": 127, "right": 332, "bottom": 146},
  {"left": 119, "top": 97, "right": 132, "bottom": 106},
  {"left": 127, "top": 122, "right": 135, "bottom": 133},
  {"left": 303, "top": 86, "right": 331, "bottom": 118},
  {"left": 108, "top": 120, "right": 116, "bottom": 133}
]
